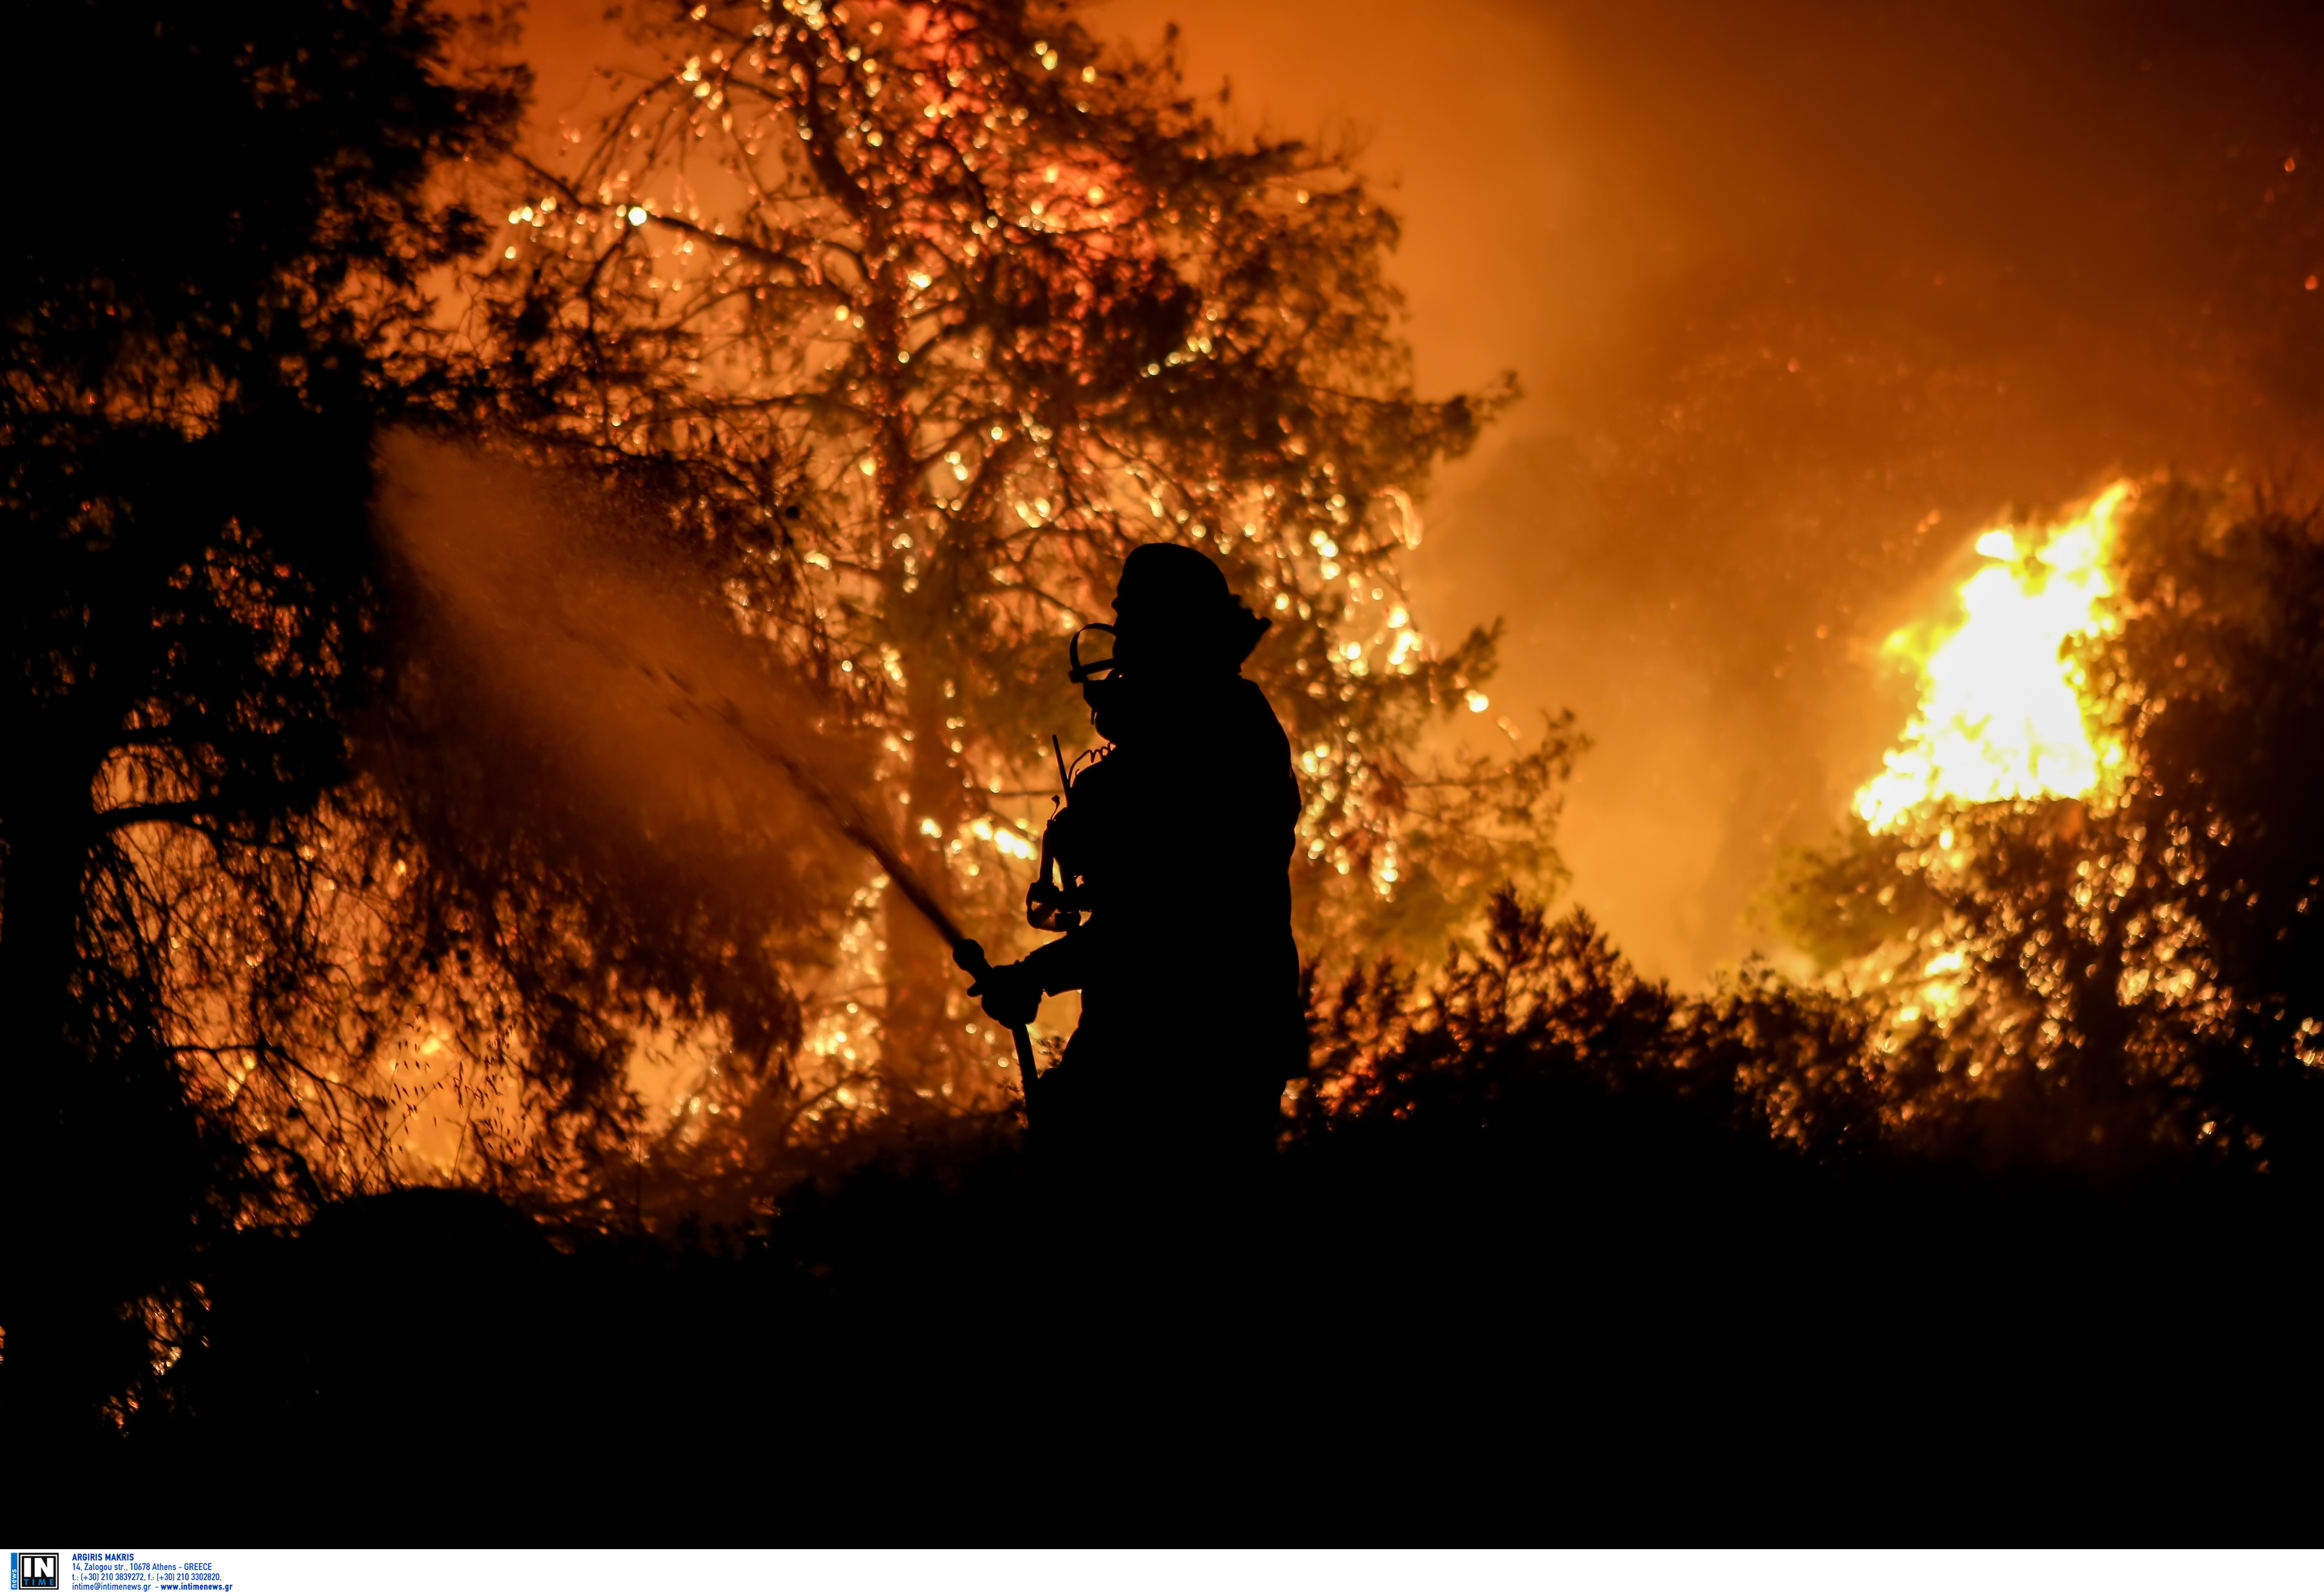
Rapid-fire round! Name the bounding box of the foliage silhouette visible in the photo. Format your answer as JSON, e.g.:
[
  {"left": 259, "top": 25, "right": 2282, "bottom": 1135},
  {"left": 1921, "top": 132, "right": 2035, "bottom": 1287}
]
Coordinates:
[
  {"left": 0, "top": 0, "right": 522, "bottom": 1436},
  {"left": 96, "top": 886, "right": 2321, "bottom": 1531}
]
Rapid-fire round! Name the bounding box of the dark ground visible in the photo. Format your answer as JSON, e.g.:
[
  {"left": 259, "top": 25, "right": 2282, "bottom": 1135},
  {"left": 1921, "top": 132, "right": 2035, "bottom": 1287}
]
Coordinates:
[{"left": 32, "top": 1071, "right": 2320, "bottom": 1539}]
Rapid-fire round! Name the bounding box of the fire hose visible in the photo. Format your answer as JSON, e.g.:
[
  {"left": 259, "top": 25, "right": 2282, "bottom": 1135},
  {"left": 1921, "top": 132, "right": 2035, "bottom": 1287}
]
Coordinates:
[{"left": 684, "top": 693, "right": 1041, "bottom": 1121}]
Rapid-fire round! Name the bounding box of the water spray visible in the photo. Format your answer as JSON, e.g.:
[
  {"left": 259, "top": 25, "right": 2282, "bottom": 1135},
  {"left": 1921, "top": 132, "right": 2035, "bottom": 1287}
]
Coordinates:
[
  {"left": 380, "top": 436, "right": 1037, "bottom": 1120},
  {"left": 661, "top": 681, "right": 1040, "bottom": 1118}
]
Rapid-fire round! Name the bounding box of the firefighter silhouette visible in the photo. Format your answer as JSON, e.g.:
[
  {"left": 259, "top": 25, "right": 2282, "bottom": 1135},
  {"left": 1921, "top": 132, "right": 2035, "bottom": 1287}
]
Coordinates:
[{"left": 970, "top": 543, "right": 1305, "bottom": 1165}]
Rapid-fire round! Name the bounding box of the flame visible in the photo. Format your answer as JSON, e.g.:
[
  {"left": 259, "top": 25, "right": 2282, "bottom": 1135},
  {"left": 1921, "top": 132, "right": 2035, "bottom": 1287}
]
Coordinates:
[{"left": 1855, "top": 481, "right": 2134, "bottom": 831}]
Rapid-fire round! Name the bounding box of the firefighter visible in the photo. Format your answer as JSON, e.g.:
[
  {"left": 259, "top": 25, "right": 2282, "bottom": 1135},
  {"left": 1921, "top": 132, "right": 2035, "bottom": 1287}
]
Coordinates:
[{"left": 970, "top": 542, "right": 1305, "bottom": 1170}]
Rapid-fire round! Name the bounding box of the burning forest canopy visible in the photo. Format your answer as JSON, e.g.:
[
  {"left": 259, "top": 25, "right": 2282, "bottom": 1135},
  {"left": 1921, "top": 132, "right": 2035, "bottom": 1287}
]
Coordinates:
[
  {"left": 5, "top": 0, "right": 2324, "bottom": 1447},
  {"left": 1075, "top": 0, "right": 2324, "bottom": 982}
]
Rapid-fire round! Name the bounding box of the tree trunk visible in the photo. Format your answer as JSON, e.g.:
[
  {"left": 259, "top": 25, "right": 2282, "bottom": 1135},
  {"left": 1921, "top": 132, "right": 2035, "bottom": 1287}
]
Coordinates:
[
  {"left": 879, "top": 681, "right": 964, "bottom": 1111},
  {"left": 879, "top": 552, "right": 995, "bottom": 1112},
  {"left": 859, "top": 249, "right": 998, "bottom": 1112}
]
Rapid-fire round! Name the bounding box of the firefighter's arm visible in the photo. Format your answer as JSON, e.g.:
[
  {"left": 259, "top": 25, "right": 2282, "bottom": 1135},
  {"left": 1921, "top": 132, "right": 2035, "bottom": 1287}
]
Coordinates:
[
  {"left": 966, "top": 959, "right": 1039, "bottom": 1026},
  {"left": 1021, "top": 930, "right": 1092, "bottom": 995},
  {"left": 969, "top": 931, "right": 1092, "bottom": 1026}
]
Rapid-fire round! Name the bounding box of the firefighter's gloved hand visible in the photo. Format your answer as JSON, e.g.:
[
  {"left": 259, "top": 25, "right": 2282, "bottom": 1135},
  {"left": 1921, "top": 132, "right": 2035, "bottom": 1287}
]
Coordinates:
[{"left": 969, "top": 959, "right": 1043, "bottom": 1027}]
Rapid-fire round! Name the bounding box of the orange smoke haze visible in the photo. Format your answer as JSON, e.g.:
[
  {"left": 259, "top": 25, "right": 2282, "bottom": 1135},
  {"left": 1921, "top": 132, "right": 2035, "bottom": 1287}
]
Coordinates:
[
  {"left": 515, "top": 0, "right": 2324, "bottom": 978},
  {"left": 378, "top": 433, "right": 880, "bottom": 950}
]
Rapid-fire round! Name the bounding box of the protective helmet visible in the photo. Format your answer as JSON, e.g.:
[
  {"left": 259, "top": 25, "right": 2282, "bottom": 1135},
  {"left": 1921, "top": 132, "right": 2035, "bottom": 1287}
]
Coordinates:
[{"left": 1110, "top": 542, "right": 1269, "bottom": 670}]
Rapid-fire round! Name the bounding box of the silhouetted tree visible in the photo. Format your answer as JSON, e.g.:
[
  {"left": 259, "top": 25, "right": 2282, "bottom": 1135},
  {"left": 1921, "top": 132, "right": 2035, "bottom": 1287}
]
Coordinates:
[
  {"left": 477, "top": 0, "right": 1569, "bottom": 1109},
  {"left": 0, "top": 0, "right": 520, "bottom": 1434}
]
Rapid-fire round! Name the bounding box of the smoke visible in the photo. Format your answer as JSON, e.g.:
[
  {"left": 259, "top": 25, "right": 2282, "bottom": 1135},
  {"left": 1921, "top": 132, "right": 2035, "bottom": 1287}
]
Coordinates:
[
  {"left": 1081, "top": 0, "right": 2324, "bottom": 979},
  {"left": 512, "top": 0, "right": 2324, "bottom": 980},
  {"left": 371, "top": 434, "right": 902, "bottom": 1068}
]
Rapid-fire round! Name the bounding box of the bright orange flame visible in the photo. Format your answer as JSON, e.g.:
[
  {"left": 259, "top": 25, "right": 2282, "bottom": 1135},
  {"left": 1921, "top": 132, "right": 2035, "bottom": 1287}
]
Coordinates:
[{"left": 1855, "top": 481, "right": 2134, "bottom": 831}]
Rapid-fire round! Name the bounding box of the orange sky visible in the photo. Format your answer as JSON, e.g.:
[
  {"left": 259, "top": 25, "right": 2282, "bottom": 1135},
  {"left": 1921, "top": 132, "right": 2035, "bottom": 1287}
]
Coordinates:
[{"left": 518, "top": 0, "right": 2324, "bottom": 977}]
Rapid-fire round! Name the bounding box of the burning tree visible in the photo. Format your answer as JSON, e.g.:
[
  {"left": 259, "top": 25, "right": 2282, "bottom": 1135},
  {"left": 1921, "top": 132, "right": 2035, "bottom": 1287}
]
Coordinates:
[
  {"left": 1779, "top": 480, "right": 2324, "bottom": 1175},
  {"left": 1291, "top": 477, "right": 2324, "bottom": 1188},
  {"left": 469, "top": 0, "right": 1569, "bottom": 1110}
]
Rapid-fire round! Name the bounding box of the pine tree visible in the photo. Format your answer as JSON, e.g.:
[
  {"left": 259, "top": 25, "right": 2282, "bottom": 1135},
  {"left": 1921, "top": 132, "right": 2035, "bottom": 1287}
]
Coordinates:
[{"left": 486, "top": 0, "right": 1570, "bottom": 1110}]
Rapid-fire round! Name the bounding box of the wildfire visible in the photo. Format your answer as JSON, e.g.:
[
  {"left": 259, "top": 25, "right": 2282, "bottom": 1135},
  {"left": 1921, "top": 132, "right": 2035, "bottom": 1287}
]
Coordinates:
[{"left": 1855, "top": 481, "right": 2134, "bottom": 831}]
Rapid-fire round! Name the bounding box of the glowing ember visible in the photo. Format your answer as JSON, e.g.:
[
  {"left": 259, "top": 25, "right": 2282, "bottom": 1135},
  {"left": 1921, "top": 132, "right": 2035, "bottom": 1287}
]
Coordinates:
[{"left": 1855, "top": 481, "right": 2134, "bottom": 831}]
